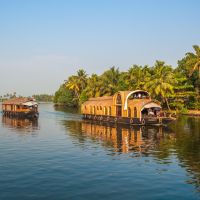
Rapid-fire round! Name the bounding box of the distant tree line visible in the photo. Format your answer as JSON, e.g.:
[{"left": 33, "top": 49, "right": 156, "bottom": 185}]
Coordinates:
[
  {"left": 0, "top": 93, "right": 54, "bottom": 103},
  {"left": 33, "top": 94, "right": 54, "bottom": 102},
  {"left": 0, "top": 92, "right": 17, "bottom": 101},
  {"left": 54, "top": 45, "right": 200, "bottom": 111}
]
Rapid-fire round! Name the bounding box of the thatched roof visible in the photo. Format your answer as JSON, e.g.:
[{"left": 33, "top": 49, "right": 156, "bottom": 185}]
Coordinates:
[
  {"left": 88, "top": 96, "right": 113, "bottom": 101},
  {"left": 2, "top": 98, "right": 36, "bottom": 105},
  {"left": 82, "top": 90, "right": 151, "bottom": 108},
  {"left": 128, "top": 100, "right": 160, "bottom": 109},
  {"left": 83, "top": 96, "right": 113, "bottom": 107}
]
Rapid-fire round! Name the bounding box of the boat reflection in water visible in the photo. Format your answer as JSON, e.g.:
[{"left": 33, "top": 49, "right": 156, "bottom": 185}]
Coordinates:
[
  {"left": 82, "top": 122, "right": 175, "bottom": 154},
  {"left": 62, "top": 117, "right": 200, "bottom": 192},
  {"left": 62, "top": 119, "right": 174, "bottom": 155},
  {"left": 2, "top": 116, "right": 39, "bottom": 134}
]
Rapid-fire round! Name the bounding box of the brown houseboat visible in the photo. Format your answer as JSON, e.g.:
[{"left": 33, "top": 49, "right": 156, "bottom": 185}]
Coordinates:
[
  {"left": 81, "top": 90, "right": 176, "bottom": 125},
  {"left": 2, "top": 97, "right": 39, "bottom": 118}
]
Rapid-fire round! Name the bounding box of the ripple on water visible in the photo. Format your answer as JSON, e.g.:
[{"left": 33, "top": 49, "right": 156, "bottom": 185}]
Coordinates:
[{"left": 0, "top": 105, "right": 200, "bottom": 200}]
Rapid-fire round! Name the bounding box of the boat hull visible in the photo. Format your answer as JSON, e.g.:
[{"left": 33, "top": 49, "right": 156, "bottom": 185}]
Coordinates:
[
  {"left": 82, "top": 114, "right": 175, "bottom": 125},
  {"left": 2, "top": 111, "right": 39, "bottom": 119}
]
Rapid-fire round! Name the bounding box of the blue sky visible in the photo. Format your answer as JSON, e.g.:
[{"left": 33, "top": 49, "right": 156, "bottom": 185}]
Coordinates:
[{"left": 0, "top": 0, "right": 200, "bottom": 96}]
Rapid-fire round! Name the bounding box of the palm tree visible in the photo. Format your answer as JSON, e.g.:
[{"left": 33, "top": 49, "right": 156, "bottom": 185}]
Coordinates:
[
  {"left": 126, "top": 65, "right": 150, "bottom": 90},
  {"left": 178, "top": 45, "right": 200, "bottom": 94},
  {"left": 65, "top": 69, "right": 88, "bottom": 99},
  {"left": 188, "top": 45, "right": 200, "bottom": 78},
  {"left": 145, "top": 61, "right": 175, "bottom": 110},
  {"left": 85, "top": 74, "right": 101, "bottom": 98},
  {"left": 65, "top": 75, "right": 80, "bottom": 99},
  {"left": 100, "top": 66, "right": 120, "bottom": 96},
  {"left": 77, "top": 69, "right": 88, "bottom": 91}
]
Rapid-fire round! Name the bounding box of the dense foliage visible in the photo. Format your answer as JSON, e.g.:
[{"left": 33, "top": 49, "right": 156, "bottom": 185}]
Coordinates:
[
  {"left": 54, "top": 45, "right": 200, "bottom": 110},
  {"left": 33, "top": 94, "right": 54, "bottom": 102}
]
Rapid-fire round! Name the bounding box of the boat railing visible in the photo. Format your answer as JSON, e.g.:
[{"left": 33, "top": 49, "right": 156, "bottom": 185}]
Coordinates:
[{"left": 142, "top": 112, "right": 176, "bottom": 119}]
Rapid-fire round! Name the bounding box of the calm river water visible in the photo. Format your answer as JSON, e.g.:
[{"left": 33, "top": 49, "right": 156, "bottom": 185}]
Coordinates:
[{"left": 0, "top": 103, "right": 200, "bottom": 200}]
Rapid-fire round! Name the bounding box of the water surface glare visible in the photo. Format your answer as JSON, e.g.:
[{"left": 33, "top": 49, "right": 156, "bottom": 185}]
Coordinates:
[{"left": 0, "top": 104, "right": 200, "bottom": 200}]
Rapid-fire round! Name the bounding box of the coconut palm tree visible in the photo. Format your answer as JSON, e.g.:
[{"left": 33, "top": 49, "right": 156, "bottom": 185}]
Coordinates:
[
  {"left": 85, "top": 74, "right": 101, "bottom": 98},
  {"left": 145, "top": 61, "right": 175, "bottom": 110},
  {"left": 126, "top": 65, "right": 150, "bottom": 90},
  {"left": 65, "top": 69, "right": 88, "bottom": 99},
  {"left": 188, "top": 45, "right": 200, "bottom": 78},
  {"left": 65, "top": 75, "right": 80, "bottom": 99},
  {"left": 100, "top": 66, "right": 120, "bottom": 96},
  {"left": 77, "top": 69, "right": 88, "bottom": 91},
  {"left": 178, "top": 45, "right": 200, "bottom": 94}
]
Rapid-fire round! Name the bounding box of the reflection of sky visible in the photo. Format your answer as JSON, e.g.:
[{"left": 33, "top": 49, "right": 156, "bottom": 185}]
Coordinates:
[{"left": 0, "top": 1, "right": 200, "bottom": 95}]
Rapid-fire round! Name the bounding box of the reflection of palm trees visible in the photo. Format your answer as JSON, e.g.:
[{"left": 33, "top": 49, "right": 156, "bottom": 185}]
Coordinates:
[
  {"left": 152, "top": 116, "right": 200, "bottom": 190},
  {"left": 170, "top": 116, "right": 200, "bottom": 190},
  {"left": 61, "top": 117, "right": 200, "bottom": 190},
  {"left": 54, "top": 105, "right": 80, "bottom": 114}
]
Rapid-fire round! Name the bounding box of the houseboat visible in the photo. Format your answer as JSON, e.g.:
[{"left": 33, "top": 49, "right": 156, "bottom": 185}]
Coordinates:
[
  {"left": 81, "top": 90, "right": 176, "bottom": 125},
  {"left": 2, "top": 97, "right": 39, "bottom": 118}
]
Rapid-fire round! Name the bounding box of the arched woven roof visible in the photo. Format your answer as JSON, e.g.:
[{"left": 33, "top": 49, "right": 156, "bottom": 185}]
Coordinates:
[{"left": 124, "top": 90, "right": 150, "bottom": 110}]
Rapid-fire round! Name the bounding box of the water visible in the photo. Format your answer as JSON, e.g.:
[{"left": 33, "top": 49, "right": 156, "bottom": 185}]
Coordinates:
[{"left": 0, "top": 103, "right": 200, "bottom": 200}]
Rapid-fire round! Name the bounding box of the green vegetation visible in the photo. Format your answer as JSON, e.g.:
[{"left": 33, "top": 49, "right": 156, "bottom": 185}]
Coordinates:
[
  {"left": 54, "top": 45, "right": 200, "bottom": 110},
  {"left": 33, "top": 94, "right": 54, "bottom": 102},
  {"left": 0, "top": 93, "right": 54, "bottom": 103}
]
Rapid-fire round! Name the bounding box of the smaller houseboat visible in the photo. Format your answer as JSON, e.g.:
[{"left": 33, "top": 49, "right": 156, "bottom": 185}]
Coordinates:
[
  {"left": 81, "top": 90, "right": 176, "bottom": 125},
  {"left": 2, "top": 97, "right": 39, "bottom": 118}
]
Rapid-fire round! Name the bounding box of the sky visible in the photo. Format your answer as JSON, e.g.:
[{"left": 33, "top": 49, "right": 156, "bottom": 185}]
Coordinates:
[{"left": 0, "top": 0, "right": 200, "bottom": 96}]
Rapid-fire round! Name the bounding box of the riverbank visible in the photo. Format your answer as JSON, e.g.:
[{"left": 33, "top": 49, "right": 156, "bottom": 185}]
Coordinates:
[{"left": 182, "top": 110, "right": 200, "bottom": 116}]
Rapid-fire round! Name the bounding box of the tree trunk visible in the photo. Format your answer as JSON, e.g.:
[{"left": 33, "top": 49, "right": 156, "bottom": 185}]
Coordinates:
[
  {"left": 199, "top": 66, "right": 200, "bottom": 79},
  {"left": 165, "top": 97, "right": 171, "bottom": 111},
  {"left": 190, "top": 61, "right": 200, "bottom": 77}
]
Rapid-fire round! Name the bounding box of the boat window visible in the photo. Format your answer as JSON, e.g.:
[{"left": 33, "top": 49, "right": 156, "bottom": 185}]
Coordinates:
[
  {"left": 134, "top": 107, "right": 137, "bottom": 118},
  {"left": 108, "top": 107, "right": 111, "bottom": 115},
  {"left": 116, "top": 94, "right": 122, "bottom": 104},
  {"left": 116, "top": 105, "right": 122, "bottom": 117},
  {"left": 131, "top": 92, "right": 149, "bottom": 99},
  {"left": 128, "top": 107, "right": 131, "bottom": 118},
  {"left": 104, "top": 107, "right": 107, "bottom": 115},
  {"left": 93, "top": 106, "right": 96, "bottom": 115}
]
